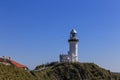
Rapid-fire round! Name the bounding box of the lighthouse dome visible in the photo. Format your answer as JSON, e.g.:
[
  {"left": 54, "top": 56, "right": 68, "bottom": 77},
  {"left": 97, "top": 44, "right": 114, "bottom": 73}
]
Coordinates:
[
  {"left": 70, "top": 29, "right": 77, "bottom": 34},
  {"left": 68, "top": 29, "right": 79, "bottom": 42}
]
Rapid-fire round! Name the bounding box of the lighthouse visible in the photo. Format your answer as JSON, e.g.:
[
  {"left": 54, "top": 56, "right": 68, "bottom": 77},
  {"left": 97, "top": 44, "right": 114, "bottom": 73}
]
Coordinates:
[
  {"left": 59, "top": 29, "right": 79, "bottom": 62},
  {"left": 68, "top": 29, "right": 79, "bottom": 62}
]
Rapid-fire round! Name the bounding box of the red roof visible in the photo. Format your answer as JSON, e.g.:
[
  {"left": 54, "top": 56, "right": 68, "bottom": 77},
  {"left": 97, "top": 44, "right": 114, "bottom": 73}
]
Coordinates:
[
  {"left": 9, "top": 60, "right": 27, "bottom": 68},
  {"left": 0, "top": 58, "right": 4, "bottom": 62},
  {"left": 0, "top": 58, "right": 28, "bottom": 69}
]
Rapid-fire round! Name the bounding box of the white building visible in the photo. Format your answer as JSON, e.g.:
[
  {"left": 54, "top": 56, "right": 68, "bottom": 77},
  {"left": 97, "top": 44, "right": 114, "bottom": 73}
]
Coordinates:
[{"left": 60, "top": 29, "right": 79, "bottom": 62}]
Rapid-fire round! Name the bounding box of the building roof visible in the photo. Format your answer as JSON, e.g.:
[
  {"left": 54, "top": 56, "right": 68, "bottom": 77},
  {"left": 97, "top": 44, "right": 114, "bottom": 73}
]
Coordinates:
[
  {"left": 0, "top": 57, "right": 27, "bottom": 69},
  {"left": 10, "top": 59, "right": 27, "bottom": 68},
  {"left": 0, "top": 58, "right": 4, "bottom": 62},
  {"left": 70, "top": 29, "right": 77, "bottom": 34}
]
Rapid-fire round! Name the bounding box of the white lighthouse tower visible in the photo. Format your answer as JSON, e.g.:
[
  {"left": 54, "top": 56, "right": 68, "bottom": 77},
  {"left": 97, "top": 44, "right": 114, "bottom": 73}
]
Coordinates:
[
  {"left": 68, "top": 29, "right": 79, "bottom": 62},
  {"left": 59, "top": 29, "right": 79, "bottom": 62}
]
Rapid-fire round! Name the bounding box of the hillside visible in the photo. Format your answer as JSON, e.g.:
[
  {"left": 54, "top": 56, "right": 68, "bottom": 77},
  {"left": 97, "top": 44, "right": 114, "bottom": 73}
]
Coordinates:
[
  {"left": 0, "top": 64, "right": 35, "bottom": 80},
  {"left": 1, "top": 62, "right": 120, "bottom": 80},
  {"left": 33, "top": 62, "right": 120, "bottom": 80}
]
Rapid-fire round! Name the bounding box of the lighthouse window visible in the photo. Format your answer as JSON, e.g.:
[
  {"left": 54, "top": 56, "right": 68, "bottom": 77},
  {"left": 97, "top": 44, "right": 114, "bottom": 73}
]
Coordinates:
[
  {"left": 73, "top": 34, "right": 75, "bottom": 37},
  {"left": 72, "top": 33, "right": 76, "bottom": 37}
]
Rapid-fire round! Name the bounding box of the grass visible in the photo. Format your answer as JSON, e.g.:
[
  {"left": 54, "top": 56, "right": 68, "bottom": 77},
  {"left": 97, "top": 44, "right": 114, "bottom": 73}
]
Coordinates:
[{"left": 33, "top": 62, "right": 120, "bottom": 80}]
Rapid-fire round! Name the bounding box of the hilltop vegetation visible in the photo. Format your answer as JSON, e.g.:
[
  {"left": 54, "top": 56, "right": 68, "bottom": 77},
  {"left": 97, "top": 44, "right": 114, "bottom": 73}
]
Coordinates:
[
  {"left": 33, "top": 62, "right": 120, "bottom": 80},
  {"left": 0, "top": 64, "right": 34, "bottom": 80},
  {"left": 1, "top": 62, "right": 120, "bottom": 80}
]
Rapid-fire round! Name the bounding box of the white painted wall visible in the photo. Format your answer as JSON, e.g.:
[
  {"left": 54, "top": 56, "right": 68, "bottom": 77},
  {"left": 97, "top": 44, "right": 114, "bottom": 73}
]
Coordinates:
[{"left": 69, "top": 41, "right": 78, "bottom": 62}]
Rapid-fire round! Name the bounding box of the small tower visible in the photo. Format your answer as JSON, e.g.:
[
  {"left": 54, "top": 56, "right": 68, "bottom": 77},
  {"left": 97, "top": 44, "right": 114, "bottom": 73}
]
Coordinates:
[{"left": 68, "top": 29, "right": 79, "bottom": 62}]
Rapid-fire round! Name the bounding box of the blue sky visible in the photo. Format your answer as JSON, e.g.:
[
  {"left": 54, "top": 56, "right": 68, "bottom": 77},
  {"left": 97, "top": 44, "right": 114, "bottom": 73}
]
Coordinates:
[{"left": 0, "top": 0, "right": 120, "bottom": 71}]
